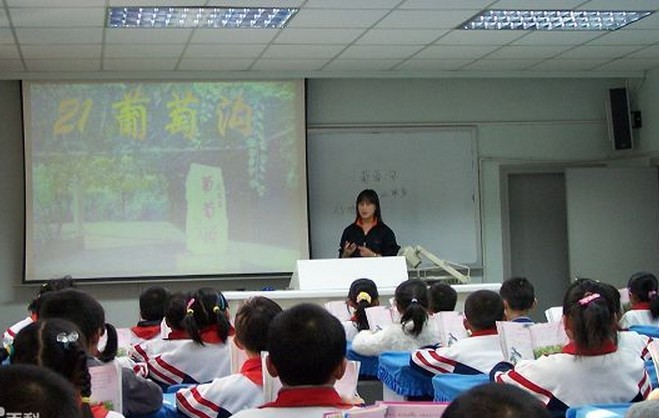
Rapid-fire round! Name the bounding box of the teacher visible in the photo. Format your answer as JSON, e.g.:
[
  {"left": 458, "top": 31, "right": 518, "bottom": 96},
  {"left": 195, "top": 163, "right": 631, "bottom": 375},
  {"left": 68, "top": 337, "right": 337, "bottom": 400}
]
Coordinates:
[{"left": 339, "top": 189, "right": 401, "bottom": 258}]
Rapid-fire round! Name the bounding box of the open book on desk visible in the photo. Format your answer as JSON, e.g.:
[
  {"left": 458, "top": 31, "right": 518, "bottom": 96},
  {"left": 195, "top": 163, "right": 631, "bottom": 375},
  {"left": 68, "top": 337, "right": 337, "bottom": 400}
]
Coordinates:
[
  {"left": 431, "top": 312, "right": 468, "bottom": 347},
  {"left": 365, "top": 306, "right": 394, "bottom": 331},
  {"left": 496, "top": 321, "right": 568, "bottom": 365}
]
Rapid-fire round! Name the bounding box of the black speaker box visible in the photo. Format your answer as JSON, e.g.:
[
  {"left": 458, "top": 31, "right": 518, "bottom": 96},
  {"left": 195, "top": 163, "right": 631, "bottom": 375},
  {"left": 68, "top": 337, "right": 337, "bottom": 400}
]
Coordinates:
[{"left": 606, "top": 87, "right": 634, "bottom": 151}]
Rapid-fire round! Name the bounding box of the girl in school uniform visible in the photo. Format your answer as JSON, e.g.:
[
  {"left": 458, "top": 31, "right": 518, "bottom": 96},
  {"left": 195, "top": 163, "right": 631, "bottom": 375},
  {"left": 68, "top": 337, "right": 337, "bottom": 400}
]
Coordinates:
[
  {"left": 133, "top": 288, "right": 233, "bottom": 387},
  {"left": 351, "top": 279, "right": 437, "bottom": 356},
  {"left": 493, "top": 279, "right": 651, "bottom": 417},
  {"left": 620, "top": 272, "right": 659, "bottom": 329},
  {"left": 342, "top": 278, "right": 380, "bottom": 341}
]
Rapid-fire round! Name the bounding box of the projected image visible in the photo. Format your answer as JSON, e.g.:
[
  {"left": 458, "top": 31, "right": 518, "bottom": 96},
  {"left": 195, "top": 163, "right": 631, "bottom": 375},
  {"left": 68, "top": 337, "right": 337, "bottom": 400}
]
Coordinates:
[{"left": 24, "top": 81, "right": 307, "bottom": 280}]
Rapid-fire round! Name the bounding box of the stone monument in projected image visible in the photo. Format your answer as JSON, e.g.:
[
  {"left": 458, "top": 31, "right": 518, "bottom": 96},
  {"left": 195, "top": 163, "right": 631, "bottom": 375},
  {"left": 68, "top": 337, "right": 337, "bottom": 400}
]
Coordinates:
[{"left": 178, "top": 163, "right": 232, "bottom": 273}]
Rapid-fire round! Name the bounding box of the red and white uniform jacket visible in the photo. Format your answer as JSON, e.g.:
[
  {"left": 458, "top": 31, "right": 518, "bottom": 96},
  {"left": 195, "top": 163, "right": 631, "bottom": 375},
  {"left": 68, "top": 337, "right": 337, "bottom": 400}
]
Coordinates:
[
  {"left": 620, "top": 303, "right": 659, "bottom": 328},
  {"left": 3, "top": 316, "right": 34, "bottom": 345},
  {"left": 231, "top": 386, "right": 353, "bottom": 418}
]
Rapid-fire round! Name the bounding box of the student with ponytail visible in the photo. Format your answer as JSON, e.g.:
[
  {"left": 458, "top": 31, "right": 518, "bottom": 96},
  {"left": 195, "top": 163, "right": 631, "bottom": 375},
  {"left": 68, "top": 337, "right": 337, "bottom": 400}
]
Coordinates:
[
  {"left": 38, "top": 288, "right": 162, "bottom": 417},
  {"left": 133, "top": 287, "right": 233, "bottom": 387},
  {"left": 351, "top": 279, "right": 437, "bottom": 356},
  {"left": 493, "top": 279, "right": 651, "bottom": 417},
  {"left": 343, "top": 278, "right": 380, "bottom": 341},
  {"left": 620, "top": 271, "right": 659, "bottom": 328},
  {"left": 10, "top": 318, "right": 125, "bottom": 418}
]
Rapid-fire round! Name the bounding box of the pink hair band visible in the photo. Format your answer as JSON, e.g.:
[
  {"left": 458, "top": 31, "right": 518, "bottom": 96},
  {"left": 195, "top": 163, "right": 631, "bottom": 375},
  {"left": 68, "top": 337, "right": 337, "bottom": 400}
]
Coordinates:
[{"left": 578, "top": 293, "right": 601, "bottom": 306}]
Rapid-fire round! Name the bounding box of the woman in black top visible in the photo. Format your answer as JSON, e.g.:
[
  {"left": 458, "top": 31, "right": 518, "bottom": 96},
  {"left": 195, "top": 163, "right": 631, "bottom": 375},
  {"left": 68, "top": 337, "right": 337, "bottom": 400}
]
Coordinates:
[{"left": 339, "top": 189, "right": 400, "bottom": 258}]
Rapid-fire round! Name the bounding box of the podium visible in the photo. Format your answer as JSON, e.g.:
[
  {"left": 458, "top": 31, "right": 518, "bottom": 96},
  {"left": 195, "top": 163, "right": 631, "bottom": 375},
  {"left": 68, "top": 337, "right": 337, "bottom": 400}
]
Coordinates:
[{"left": 290, "top": 256, "right": 408, "bottom": 291}]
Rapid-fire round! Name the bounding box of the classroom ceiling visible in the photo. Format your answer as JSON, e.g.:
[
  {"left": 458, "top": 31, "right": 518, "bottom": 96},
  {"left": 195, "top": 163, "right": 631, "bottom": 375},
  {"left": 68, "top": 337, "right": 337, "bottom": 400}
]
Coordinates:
[{"left": 2, "top": 0, "right": 659, "bottom": 79}]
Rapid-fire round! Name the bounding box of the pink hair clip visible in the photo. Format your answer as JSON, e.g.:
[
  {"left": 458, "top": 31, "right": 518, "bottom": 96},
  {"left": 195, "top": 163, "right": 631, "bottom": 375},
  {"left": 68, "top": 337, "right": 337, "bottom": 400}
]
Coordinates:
[
  {"left": 186, "top": 297, "right": 196, "bottom": 315},
  {"left": 578, "top": 293, "right": 601, "bottom": 306},
  {"left": 649, "top": 290, "right": 657, "bottom": 298}
]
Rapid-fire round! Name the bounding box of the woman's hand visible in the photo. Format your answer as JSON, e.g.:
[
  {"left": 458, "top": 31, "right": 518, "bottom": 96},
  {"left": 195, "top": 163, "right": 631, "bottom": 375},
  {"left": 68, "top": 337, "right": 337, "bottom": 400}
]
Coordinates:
[
  {"left": 357, "top": 245, "right": 379, "bottom": 257},
  {"left": 342, "top": 242, "right": 357, "bottom": 258}
]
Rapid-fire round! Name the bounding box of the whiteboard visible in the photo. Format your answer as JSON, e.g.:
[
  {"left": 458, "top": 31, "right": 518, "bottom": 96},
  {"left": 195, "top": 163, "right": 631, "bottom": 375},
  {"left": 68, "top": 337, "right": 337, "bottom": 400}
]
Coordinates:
[{"left": 307, "top": 126, "right": 481, "bottom": 266}]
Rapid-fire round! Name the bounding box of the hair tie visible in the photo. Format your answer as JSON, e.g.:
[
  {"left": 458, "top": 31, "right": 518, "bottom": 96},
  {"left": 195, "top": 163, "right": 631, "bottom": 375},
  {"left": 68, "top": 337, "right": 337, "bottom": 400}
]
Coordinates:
[
  {"left": 56, "top": 331, "right": 79, "bottom": 348},
  {"left": 213, "top": 306, "right": 221, "bottom": 313},
  {"left": 410, "top": 298, "right": 418, "bottom": 304},
  {"left": 81, "top": 397, "right": 91, "bottom": 404},
  {"left": 356, "top": 291, "right": 372, "bottom": 304},
  {"left": 186, "top": 297, "right": 196, "bottom": 315},
  {"left": 578, "top": 293, "right": 601, "bottom": 306},
  {"left": 649, "top": 290, "right": 657, "bottom": 298},
  {"left": 3, "top": 344, "right": 14, "bottom": 357}
]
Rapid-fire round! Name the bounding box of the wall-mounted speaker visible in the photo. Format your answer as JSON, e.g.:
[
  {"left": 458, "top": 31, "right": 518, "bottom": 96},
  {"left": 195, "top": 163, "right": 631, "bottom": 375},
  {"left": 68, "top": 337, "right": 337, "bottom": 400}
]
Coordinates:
[{"left": 606, "top": 87, "right": 634, "bottom": 151}]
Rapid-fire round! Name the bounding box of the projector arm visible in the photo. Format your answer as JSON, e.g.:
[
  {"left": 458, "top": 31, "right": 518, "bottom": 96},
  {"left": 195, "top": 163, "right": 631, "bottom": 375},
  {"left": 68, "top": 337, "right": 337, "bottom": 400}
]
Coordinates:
[{"left": 400, "top": 245, "right": 470, "bottom": 284}]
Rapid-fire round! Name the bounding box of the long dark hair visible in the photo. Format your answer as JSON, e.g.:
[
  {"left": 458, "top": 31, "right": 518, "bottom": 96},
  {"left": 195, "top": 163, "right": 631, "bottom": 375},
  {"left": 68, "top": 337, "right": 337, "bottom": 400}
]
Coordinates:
[
  {"left": 347, "top": 278, "right": 379, "bottom": 331},
  {"left": 354, "top": 189, "right": 382, "bottom": 222},
  {"left": 395, "top": 279, "right": 429, "bottom": 337},
  {"left": 563, "top": 279, "right": 617, "bottom": 353},
  {"left": 628, "top": 271, "right": 659, "bottom": 319}
]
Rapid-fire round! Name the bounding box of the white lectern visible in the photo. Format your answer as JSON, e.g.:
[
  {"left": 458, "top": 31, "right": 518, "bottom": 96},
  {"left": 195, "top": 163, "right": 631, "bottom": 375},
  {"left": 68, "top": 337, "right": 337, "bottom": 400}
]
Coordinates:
[{"left": 290, "top": 256, "right": 408, "bottom": 291}]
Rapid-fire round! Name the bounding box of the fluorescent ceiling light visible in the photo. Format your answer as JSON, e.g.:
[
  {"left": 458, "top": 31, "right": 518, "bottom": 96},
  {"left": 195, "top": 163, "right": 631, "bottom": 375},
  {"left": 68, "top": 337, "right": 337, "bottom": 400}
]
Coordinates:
[
  {"left": 460, "top": 10, "right": 652, "bottom": 31},
  {"left": 107, "top": 7, "right": 298, "bottom": 29}
]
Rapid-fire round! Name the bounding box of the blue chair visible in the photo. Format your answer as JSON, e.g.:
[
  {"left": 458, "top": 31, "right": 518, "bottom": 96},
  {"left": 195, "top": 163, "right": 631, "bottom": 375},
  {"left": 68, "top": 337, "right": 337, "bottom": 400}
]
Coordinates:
[
  {"left": 564, "top": 403, "right": 632, "bottom": 418},
  {"left": 432, "top": 373, "right": 489, "bottom": 401},
  {"left": 164, "top": 383, "right": 194, "bottom": 394},
  {"left": 629, "top": 325, "right": 659, "bottom": 338},
  {"left": 346, "top": 342, "right": 379, "bottom": 378},
  {"left": 645, "top": 359, "right": 658, "bottom": 389},
  {"left": 377, "top": 351, "right": 434, "bottom": 399}
]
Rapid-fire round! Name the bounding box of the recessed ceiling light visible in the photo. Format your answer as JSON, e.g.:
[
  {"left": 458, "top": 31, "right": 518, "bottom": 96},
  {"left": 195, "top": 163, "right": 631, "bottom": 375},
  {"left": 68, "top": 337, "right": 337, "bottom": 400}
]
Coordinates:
[
  {"left": 460, "top": 10, "right": 652, "bottom": 31},
  {"left": 107, "top": 7, "right": 298, "bottom": 29}
]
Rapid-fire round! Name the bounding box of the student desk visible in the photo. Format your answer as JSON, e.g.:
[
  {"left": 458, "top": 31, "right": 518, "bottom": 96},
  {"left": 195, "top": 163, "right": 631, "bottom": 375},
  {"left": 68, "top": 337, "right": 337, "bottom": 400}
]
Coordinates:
[
  {"left": 432, "top": 373, "right": 489, "bottom": 401},
  {"left": 377, "top": 351, "right": 434, "bottom": 400},
  {"left": 565, "top": 403, "right": 631, "bottom": 418},
  {"left": 346, "top": 342, "right": 379, "bottom": 378}
]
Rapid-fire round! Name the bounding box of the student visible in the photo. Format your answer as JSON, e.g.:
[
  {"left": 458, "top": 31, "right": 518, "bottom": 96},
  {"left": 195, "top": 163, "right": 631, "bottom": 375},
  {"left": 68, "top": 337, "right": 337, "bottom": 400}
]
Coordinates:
[
  {"left": 442, "top": 382, "right": 551, "bottom": 418},
  {"left": 131, "top": 285, "right": 171, "bottom": 341},
  {"left": 493, "top": 279, "right": 651, "bottom": 417},
  {"left": 499, "top": 277, "right": 536, "bottom": 322},
  {"left": 0, "top": 364, "right": 84, "bottom": 418},
  {"left": 339, "top": 189, "right": 400, "bottom": 258},
  {"left": 620, "top": 272, "right": 659, "bottom": 328},
  {"left": 343, "top": 278, "right": 380, "bottom": 341},
  {"left": 428, "top": 282, "right": 457, "bottom": 314},
  {"left": 133, "top": 287, "right": 233, "bottom": 386},
  {"left": 38, "top": 288, "right": 163, "bottom": 417},
  {"left": 232, "top": 303, "right": 353, "bottom": 417},
  {"left": 176, "top": 296, "right": 283, "bottom": 418},
  {"left": 10, "top": 318, "right": 124, "bottom": 418},
  {"left": 3, "top": 275, "right": 75, "bottom": 344},
  {"left": 351, "top": 279, "right": 437, "bottom": 356},
  {"left": 411, "top": 290, "right": 505, "bottom": 375}
]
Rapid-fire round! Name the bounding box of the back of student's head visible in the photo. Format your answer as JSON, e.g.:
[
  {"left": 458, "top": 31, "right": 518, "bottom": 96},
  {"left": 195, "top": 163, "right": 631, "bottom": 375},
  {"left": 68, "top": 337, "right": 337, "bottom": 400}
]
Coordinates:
[
  {"left": 441, "top": 382, "right": 551, "bottom": 418},
  {"left": 628, "top": 271, "right": 659, "bottom": 318},
  {"left": 347, "top": 278, "right": 380, "bottom": 331},
  {"left": 139, "top": 286, "right": 171, "bottom": 322},
  {"left": 600, "top": 282, "right": 622, "bottom": 321},
  {"left": 428, "top": 282, "right": 457, "bottom": 313},
  {"left": 464, "top": 290, "right": 504, "bottom": 331},
  {"left": 11, "top": 319, "right": 94, "bottom": 418},
  {"left": 394, "top": 279, "right": 429, "bottom": 337},
  {"left": 235, "top": 296, "right": 283, "bottom": 353},
  {"left": 267, "top": 303, "right": 346, "bottom": 386},
  {"left": 182, "top": 287, "right": 231, "bottom": 345},
  {"left": 499, "top": 277, "right": 535, "bottom": 312},
  {"left": 0, "top": 364, "right": 83, "bottom": 418},
  {"left": 563, "top": 278, "right": 617, "bottom": 353},
  {"left": 38, "top": 288, "right": 118, "bottom": 363},
  {"left": 28, "top": 275, "right": 76, "bottom": 314},
  {"left": 165, "top": 292, "right": 188, "bottom": 331}
]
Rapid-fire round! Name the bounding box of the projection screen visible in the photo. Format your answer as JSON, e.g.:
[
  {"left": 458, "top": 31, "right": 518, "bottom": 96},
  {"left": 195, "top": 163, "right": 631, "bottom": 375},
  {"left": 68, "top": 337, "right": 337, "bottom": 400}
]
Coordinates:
[{"left": 23, "top": 80, "right": 308, "bottom": 282}]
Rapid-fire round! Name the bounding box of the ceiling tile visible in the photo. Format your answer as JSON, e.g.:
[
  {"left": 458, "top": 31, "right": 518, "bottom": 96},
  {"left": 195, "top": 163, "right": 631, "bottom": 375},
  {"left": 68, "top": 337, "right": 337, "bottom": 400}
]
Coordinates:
[
  {"left": 288, "top": 9, "right": 389, "bottom": 28},
  {"left": 204, "top": 0, "right": 304, "bottom": 6},
  {"left": 190, "top": 29, "right": 276, "bottom": 44},
  {"left": 9, "top": 7, "right": 104, "bottom": 27},
  {"left": 435, "top": 30, "right": 527, "bottom": 45},
  {"left": 593, "top": 57, "right": 659, "bottom": 72},
  {"left": 22, "top": 44, "right": 101, "bottom": 59},
  {"left": 26, "top": 59, "right": 100, "bottom": 71},
  {"left": 0, "top": 29, "right": 15, "bottom": 44},
  {"left": 16, "top": 28, "right": 102, "bottom": 44},
  {"left": 104, "top": 44, "right": 184, "bottom": 58},
  {"left": 323, "top": 59, "right": 400, "bottom": 71},
  {"left": 177, "top": 58, "right": 253, "bottom": 71},
  {"left": 577, "top": 0, "right": 659, "bottom": 11},
  {"left": 511, "top": 31, "right": 605, "bottom": 46},
  {"left": 7, "top": 0, "right": 104, "bottom": 6},
  {"left": 0, "top": 60, "right": 24, "bottom": 71},
  {"left": 586, "top": 29, "right": 659, "bottom": 45},
  {"left": 107, "top": 0, "right": 212, "bottom": 6},
  {"left": 305, "top": 0, "right": 400, "bottom": 8},
  {"left": 396, "top": 58, "right": 473, "bottom": 70},
  {"left": 251, "top": 58, "right": 327, "bottom": 71},
  {"left": 530, "top": 59, "right": 609, "bottom": 71},
  {"left": 103, "top": 58, "right": 178, "bottom": 71},
  {"left": 620, "top": 12, "right": 659, "bottom": 29},
  {"left": 491, "top": 0, "right": 585, "bottom": 8},
  {"left": 0, "top": 10, "right": 9, "bottom": 27},
  {"left": 416, "top": 45, "right": 499, "bottom": 59},
  {"left": 105, "top": 29, "right": 192, "bottom": 44},
  {"left": 184, "top": 44, "right": 265, "bottom": 58},
  {"left": 400, "top": 0, "right": 493, "bottom": 9},
  {"left": 558, "top": 45, "right": 647, "bottom": 59},
  {"left": 462, "top": 59, "right": 543, "bottom": 71},
  {"left": 0, "top": 45, "right": 20, "bottom": 59},
  {"left": 339, "top": 45, "right": 423, "bottom": 59},
  {"left": 262, "top": 44, "right": 344, "bottom": 59},
  {"left": 487, "top": 45, "right": 572, "bottom": 59},
  {"left": 629, "top": 44, "right": 659, "bottom": 58},
  {"left": 356, "top": 29, "right": 447, "bottom": 45},
  {"left": 275, "top": 28, "right": 365, "bottom": 44},
  {"left": 377, "top": 10, "right": 483, "bottom": 29}
]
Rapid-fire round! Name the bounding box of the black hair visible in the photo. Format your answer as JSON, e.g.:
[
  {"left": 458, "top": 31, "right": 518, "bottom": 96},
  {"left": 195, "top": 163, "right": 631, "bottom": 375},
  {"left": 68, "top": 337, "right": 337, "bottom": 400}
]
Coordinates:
[
  {"left": 563, "top": 278, "right": 617, "bottom": 353},
  {"left": 347, "top": 278, "right": 380, "bottom": 331},
  {"left": 38, "top": 288, "right": 118, "bottom": 363},
  {"left": 11, "top": 319, "right": 93, "bottom": 418},
  {"left": 600, "top": 282, "right": 622, "bottom": 322},
  {"left": 628, "top": 272, "right": 659, "bottom": 319},
  {"left": 499, "top": 277, "right": 535, "bottom": 311},
  {"left": 28, "top": 275, "right": 76, "bottom": 314},
  {"left": 267, "top": 303, "right": 346, "bottom": 386},
  {"left": 464, "top": 290, "right": 505, "bottom": 330},
  {"left": 182, "top": 287, "right": 231, "bottom": 345},
  {"left": 354, "top": 189, "right": 382, "bottom": 221},
  {"left": 428, "top": 282, "right": 457, "bottom": 313},
  {"left": 234, "top": 296, "right": 283, "bottom": 353},
  {"left": 0, "top": 364, "right": 83, "bottom": 418},
  {"left": 165, "top": 292, "right": 188, "bottom": 331},
  {"left": 394, "top": 279, "right": 429, "bottom": 337},
  {"left": 139, "top": 286, "right": 171, "bottom": 322},
  {"left": 442, "top": 382, "right": 551, "bottom": 418}
]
